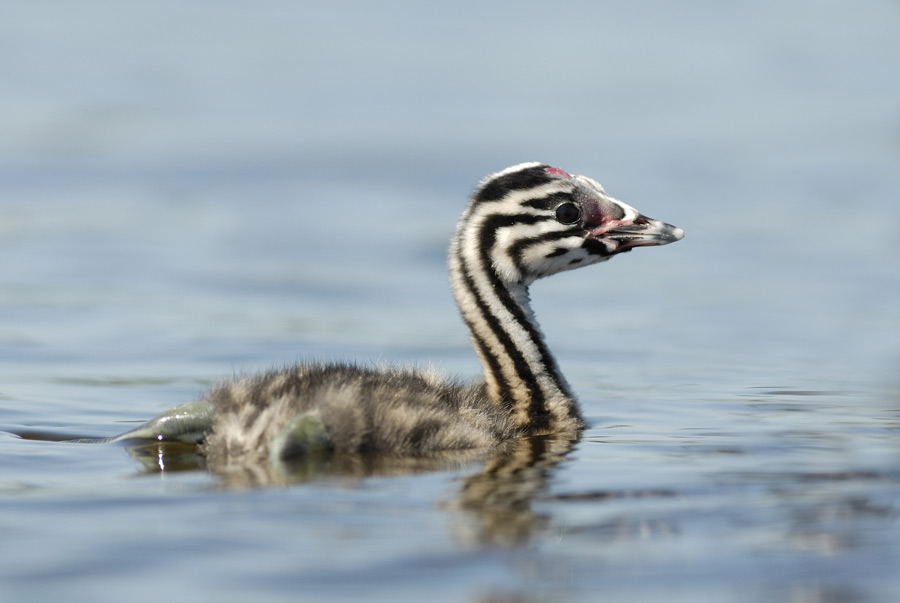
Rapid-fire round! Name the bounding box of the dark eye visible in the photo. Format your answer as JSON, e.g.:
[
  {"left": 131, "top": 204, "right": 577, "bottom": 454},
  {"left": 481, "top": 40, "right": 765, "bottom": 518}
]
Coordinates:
[{"left": 555, "top": 202, "right": 581, "bottom": 224}]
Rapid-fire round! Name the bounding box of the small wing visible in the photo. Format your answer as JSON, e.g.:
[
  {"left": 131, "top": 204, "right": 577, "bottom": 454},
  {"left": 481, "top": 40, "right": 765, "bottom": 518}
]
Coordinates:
[{"left": 269, "top": 413, "right": 333, "bottom": 461}]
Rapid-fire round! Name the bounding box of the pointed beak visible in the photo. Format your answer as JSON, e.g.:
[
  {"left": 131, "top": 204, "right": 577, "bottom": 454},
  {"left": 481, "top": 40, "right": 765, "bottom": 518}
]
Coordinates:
[{"left": 602, "top": 215, "right": 684, "bottom": 251}]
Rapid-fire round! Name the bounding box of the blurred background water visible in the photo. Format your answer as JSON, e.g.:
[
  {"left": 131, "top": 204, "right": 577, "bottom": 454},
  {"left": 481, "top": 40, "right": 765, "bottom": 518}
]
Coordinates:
[{"left": 1, "top": 1, "right": 899, "bottom": 601}]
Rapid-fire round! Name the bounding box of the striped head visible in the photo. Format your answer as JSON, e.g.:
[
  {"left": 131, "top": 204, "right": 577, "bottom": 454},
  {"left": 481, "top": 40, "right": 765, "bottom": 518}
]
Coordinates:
[
  {"left": 449, "top": 163, "right": 683, "bottom": 430},
  {"left": 454, "top": 162, "right": 684, "bottom": 286}
]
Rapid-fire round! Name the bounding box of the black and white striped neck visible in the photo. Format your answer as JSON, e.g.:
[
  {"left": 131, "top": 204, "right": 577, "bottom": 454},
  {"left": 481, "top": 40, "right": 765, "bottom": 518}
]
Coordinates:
[{"left": 448, "top": 162, "right": 683, "bottom": 435}]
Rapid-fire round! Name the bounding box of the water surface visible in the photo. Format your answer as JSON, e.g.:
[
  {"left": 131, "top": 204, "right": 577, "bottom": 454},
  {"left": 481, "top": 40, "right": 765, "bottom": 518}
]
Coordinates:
[{"left": 1, "top": 1, "right": 899, "bottom": 601}]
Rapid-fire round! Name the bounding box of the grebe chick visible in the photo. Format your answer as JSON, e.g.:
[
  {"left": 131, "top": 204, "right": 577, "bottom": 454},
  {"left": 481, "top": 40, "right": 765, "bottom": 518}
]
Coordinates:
[{"left": 114, "top": 163, "right": 683, "bottom": 466}]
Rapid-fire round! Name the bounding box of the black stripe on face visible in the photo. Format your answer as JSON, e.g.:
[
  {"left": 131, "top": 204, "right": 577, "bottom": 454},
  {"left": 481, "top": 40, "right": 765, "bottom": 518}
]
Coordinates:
[
  {"left": 474, "top": 165, "right": 553, "bottom": 203},
  {"left": 582, "top": 237, "right": 616, "bottom": 257},
  {"left": 508, "top": 227, "right": 582, "bottom": 277},
  {"left": 520, "top": 192, "right": 573, "bottom": 211}
]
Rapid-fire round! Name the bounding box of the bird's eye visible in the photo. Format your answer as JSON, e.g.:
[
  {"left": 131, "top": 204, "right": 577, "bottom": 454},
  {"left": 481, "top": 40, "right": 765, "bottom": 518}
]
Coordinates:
[{"left": 555, "top": 202, "right": 581, "bottom": 224}]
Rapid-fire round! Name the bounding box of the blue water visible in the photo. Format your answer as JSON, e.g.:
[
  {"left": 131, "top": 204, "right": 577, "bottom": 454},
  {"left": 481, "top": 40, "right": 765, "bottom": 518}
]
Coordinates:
[{"left": 2, "top": 1, "right": 899, "bottom": 601}]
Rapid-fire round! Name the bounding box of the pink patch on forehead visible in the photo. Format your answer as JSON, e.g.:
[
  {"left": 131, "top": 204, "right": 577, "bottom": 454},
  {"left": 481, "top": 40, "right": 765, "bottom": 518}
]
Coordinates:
[{"left": 544, "top": 166, "right": 572, "bottom": 179}]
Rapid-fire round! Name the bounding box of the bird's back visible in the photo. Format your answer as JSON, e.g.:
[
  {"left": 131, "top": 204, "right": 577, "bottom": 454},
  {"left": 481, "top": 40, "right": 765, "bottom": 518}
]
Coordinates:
[{"left": 201, "top": 363, "right": 519, "bottom": 465}]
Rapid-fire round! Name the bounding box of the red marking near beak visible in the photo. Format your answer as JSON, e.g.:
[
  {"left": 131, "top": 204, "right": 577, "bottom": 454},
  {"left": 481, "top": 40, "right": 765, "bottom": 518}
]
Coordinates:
[
  {"left": 544, "top": 166, "right": 572, "bottom": 179},
  {"left": 586, "top": 220, "right": 631, "bottom": 238}
]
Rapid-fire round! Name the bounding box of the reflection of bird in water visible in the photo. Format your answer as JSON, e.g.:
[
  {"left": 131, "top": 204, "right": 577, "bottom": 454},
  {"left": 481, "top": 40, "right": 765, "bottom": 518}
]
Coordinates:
[
  {"left": 451, "top": 431, "right": 580, "bottom": 546},
  {"left": 80, "top": 163, "right": 683, "bottom": 469}
]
